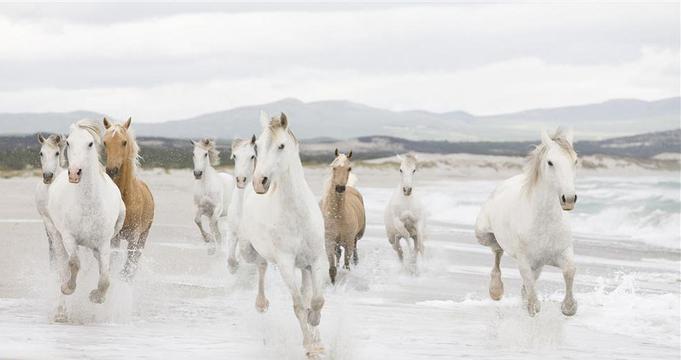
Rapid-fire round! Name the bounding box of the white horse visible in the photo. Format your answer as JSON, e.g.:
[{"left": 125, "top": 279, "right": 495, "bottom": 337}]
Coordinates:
[
  {"left": 191, "top": 138, "right": 234, "bottom": 255},
  {"left": 475, "top": 128, "right": 578, "bottom": 317},
  {"left": 226, "top": 135, "right": 257, "bottom": 273},
  {"left": 35, "top": 134, "right": 66, "bottom": 268},
  {"left": 240, "top": 111, "right": 327, "bottom": 357},
  {"left": 384, "top": 154, "right": 426, "bottom": 262},
  {"left": 47, "top": 120, "right": 126, "bottom": 321}
]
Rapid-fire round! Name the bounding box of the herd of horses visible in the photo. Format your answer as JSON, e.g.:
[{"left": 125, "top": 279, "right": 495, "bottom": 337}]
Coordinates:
[{"left": 34, "top": 111, "right": 579, "bottom": 357}]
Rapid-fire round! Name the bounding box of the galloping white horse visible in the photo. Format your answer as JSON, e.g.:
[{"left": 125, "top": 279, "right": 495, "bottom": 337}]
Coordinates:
[
  {"left": 191, "top": 138, "right": 234, "bottom": 255},
  {"left": 226, "top": 135, "right": 257, "bottom": 273},
  {"left": 384, "top": 154, "right": 426, "bottom": 262},
  {"left": 240, "top": 112, "right": 327, "bottom": 357},
  {"left": 47, "top": 120, "right": 126, "bottom": 321},
  {"left": 35, "top": 134, "right": 66, "bottom": 267},
  {"left": 475, "top": 128, "right": 578, "bottom": 317}
]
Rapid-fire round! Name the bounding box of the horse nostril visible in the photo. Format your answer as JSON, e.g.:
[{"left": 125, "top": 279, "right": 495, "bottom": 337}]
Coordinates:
[
  {"left": 574, "top": 194, "right": 578, "bottom": 203},
  {"left": 261, "top": 177, "right": 268, "bottom": 185},
  {"left": 77, "top": 169, "right": 82, "bottom": 175},
  {"left": 561, "top": 194, "right": 566, "bottom": 203}
]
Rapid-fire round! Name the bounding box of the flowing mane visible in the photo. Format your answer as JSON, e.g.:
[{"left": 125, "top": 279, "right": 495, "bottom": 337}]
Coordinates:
[
  {"left": 67, "top": 119, "right": 106, "bottom": 172},
  {"left": 523, "top": 128, "right": 577, "bottom": 190},
  {"left": 196, "top": 138, "right": 221, "bottom": 166},
  {"left": 110, "top": 123, "right": 141, "bottom": 170}
]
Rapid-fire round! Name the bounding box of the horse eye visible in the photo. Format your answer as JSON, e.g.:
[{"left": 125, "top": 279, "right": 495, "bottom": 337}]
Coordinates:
[
  {"left": 278, "top": 144, "right": 285, "bottom": 150},
  {"left": 399, "top": 169, "right": 403, "bottom": 173},
  {"left": 88, "top": 142, "right": 93, "bottom": 148},
  {"left": 548, "top": 160, "right": 554, "bottom": 166},
  {"left": 66, "top": 141, "right": 69, "bottom": 147},
  {"left": 412, "top": 169, "right": 416, "bottom": 174},
  {"left": 55, "top": 152, "right": 59, "bottom": 156},
  {"left": 348, "top": 167, "right": 352, "bottom": 172},
  {"left": 122, "top": 141, "right": 127, "bottom": 146},
  {"left": 204, "top": 153, "right": 208, "bottom": 157},
  {"left": 39, "top": 152, "right": 43, "bottom": 157},
  {"left": 251, "top": 155, "right": 255, "bottom": 160}
]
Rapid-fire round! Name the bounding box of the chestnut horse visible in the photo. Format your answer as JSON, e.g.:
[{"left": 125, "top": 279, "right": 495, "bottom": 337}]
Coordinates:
[{"left": 103, "top": 117, "right": 155, "bottom": 280}]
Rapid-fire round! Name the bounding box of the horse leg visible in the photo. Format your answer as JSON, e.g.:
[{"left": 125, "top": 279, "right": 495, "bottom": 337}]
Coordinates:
[
  {"left": 326, "top": 237, "right": 337, "bottom": 284},
  {"left": 208, "top": 215, "right": 222, "bottom": 255},
  {"left": 556, "top": 248, "right": 578, "bottom": 316},
  {"left": 518, "top": 259, "right": 540, "bottom": 317},
  {"left": 343, "top": 238, "right": 354, "bottom": 270},
  {"left": 255, "top": 256, "right": 269, "bottom": 313},
  {"left": 89, "top": 245, "right": 111, "bottom": 304},
  {"left": 334, "top": 243, "right": 341, "bottom": 267},
  {"left": 121, "top": 229, "right": 148, "bottom": 281},
  {"left": 51, "top": 230, "right": 69, "bottom": 322},
  {"left": 60, "top": 234, "right": 79, "bottom": 296},
  {"left": 305, "top": 256, "right": 327, "bottom": 357},
  {"left": 275, "top": 256, "right": 315, "bottom": 352},
  {"left": 352, "top": 238, "right": 359, "bottom": 266},
  {"left": 415, "top": 219, "right": 425, "bottom": 255},
  {"left": 489, "top": 246, "right": 504, "bottom": 301},
  {"left": 194, "top": 210, "right": 216, "bottom": 254},
  {"left": 226, "top": 227, "right": 239, "bottom": 274},
  {"left": 392, "top": 236, "right": 404, "bottom": 262}
]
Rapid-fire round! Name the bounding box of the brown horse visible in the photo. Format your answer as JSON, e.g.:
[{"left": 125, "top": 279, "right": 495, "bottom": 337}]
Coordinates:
[
  {"left": 320, "top": 149, "right": 366, "bottom": 284},
  {"left": 102, "top": 117, "right": 155, "bottom": 280}
]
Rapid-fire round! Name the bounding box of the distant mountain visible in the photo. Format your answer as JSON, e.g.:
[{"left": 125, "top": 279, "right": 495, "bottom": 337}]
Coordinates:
[
  {"left": 0, "top": 97, "right": 678, "bottom": 141},
  {"left": 1, "top": 129, "right": 677, "bottom": 171}
]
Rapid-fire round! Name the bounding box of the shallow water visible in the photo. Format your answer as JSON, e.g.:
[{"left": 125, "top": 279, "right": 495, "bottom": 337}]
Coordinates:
[{"left": 0, "top": 170, "right": 678, "bottom": 359}]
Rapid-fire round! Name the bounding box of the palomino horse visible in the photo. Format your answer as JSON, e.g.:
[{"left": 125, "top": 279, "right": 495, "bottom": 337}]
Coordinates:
[
  {"left": 48, "top": 120, "right": 126, "bottom": 321},
  {"left": 103, "top": 117, "right": 155, "bottom": 280},
  {"left": 320, "top": 149, "right": 366, "bottom": 284},
  {"left": 240, "top": 111, "right": 327, "bottom": 357},
  {"left": 191, "top": 138, "right": 234, "bottom": 255},
  {"left": 475, "top": 128, "right": 578, "bottom": 317},
  {"left": 384, "top": 154, "right": 426, "bottom": 262},
  {"left": 226, "top": 135, "right": 257, "bottom": 273},
  {"left": 35, "top": 134, "right": 66, "bottom": 267}
]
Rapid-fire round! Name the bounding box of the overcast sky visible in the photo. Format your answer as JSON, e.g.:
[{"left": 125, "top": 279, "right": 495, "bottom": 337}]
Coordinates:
[{"left": 0, "top": 2, "right": 678, "bottom": 122}]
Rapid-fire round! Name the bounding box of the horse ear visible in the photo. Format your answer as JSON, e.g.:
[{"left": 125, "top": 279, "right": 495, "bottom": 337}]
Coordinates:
[
  {"left": 124, "top": 117, "right": 132, "bottom": 129},
  {"left": 334, "top": 148, "right": 339, "bottom": 157},
  {"left": 259, "top": 110, "right": 270, "bottom": 129},
  {"left": 251, "top": 134, "right": 256, "bottom": 144},
  {"left": 54, "top": 135, "right": 62, "bottom": 144},
  {"left": 190, "top": 139, "right": 196, "bottom": 146},
  {"left": 280, "top": 113, "right": 288, "bottom": 129},
  {"left": 103, "top": 117, "right": 111, "bottom": 129},
  {"left": 540, "top": 129, "right": 552, "bottom": 146},
  {"left": 396, "top": 154, "right": 403, "bottom": 161},
  {"left": 348, "top": 150, "right": 353, "bottom": 159},
  {"left": 38, "top": 134, "right": 45, "bottom": 144}
]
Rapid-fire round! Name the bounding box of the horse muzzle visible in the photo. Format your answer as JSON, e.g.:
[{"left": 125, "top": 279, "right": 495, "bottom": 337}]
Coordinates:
[
  {"left": 236, "top": 176, "right": 247, "bottom": 189},
  {"left": 335, "top": 185, "right": 346, "bottom": 193},
  {"left": 42, "top": 172, "right": 54, "bottom": 184},
  {"left": 193, "top": 170, "right": 203, "bottom": 180},
  {"left": 560, "top": 194, "right": 577, "bottom": 211},
  {"left": 68, "top": 168, "right": 82, "bottom": 184},
  {"left": 253, "top": 176, "right": 270, "bottom": 194},
  {"left": 402, "top": 187, "right": 413, "bottom": 196},
  {"left": 106, "top": 167, "right": 119, "bottom": 179}
]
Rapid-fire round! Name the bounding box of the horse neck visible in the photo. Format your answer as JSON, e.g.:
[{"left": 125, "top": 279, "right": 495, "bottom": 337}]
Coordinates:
[
  {"left": 274, "top": 154, "right": 310, "bottom": 203},
  {"left": 115, "top": 157, "right": 136, "bottom": 192},
  {"left": 527, "top": 178, "right": 562, "bottom": 217},
  {"left": 324, "top": 179, "right": 346, "bottom": 216},
  {"left": 79, "top": 159, "right": 106, "bottom": 192}
]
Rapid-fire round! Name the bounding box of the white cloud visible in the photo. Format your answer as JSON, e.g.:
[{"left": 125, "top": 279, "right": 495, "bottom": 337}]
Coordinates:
[{"left": 0, "top": 3, "right": 677, "bottom": 121}]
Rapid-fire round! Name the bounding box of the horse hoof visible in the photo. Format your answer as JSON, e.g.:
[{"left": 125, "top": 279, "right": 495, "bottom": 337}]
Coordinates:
[
  {"left": 53, "top": 310, "right": 68, "bottom": 323},
  {"left": 61, "top": 282, "right": 75, "bottom": 295},
  {"left": 527, "top": 301, "right": 541, "bottom": 317},
  {"left": 307, "top": 308, "right": 321, "bottom": 326},
  {"left": 227, "top": 258, "right": 239, "bottom": 274},
  {"left": 489, "top": 278, "right": 504, "bottom": 301},
  {"left": 255, "top": 296, "right": 269, "bottom": 313},
  {"left": 119, "top": 270, "right": 133, "bottom": 282},
  {"left": 305, "top": 343, "right": 325, "bottom": 359},
  {"left": 561, "top": 298, "right": 578, "bottom": 316},
  {"left": 89, "top": 289, "right": 106, "bottom": 304}
]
